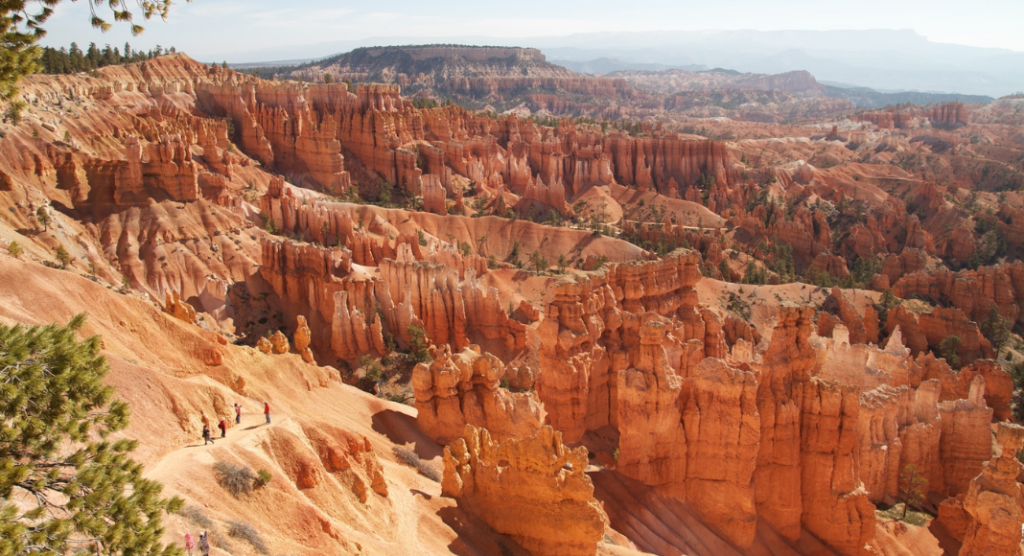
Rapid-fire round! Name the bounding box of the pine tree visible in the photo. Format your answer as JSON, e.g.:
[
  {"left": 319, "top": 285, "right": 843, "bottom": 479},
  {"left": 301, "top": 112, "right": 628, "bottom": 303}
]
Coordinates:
[
  {"left": 718, "top": 259, "right": 731, "bottom": 281},
  {"left": 980, "top": 305, "right": 1010, "bottom": 356},
  {"left": 939, "top": 335, "right": 962, "bottom": 369},
  {"left": 0, "top": 315, "right": 183, "bottom": 556},
  {"left": 898, "top": 464, "right": 927, "bottom": 520},
  {"left": 529, "top": 250, "right": 548, "bottom": 273},
  {"left": 35, "top": 206, "right": 50, "bottom": 232},
  {"left": 7, "top": 241, "right": 23, "bottom": 259},
  {"left": 54, "top": 245, "right": 70, "bottom": 269}
]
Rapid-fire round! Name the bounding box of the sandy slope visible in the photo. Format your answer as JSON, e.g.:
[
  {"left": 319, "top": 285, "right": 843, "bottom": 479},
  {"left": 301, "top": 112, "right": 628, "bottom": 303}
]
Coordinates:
[{"left": 0, "top": 254, "right": 653, "bottom": 556}]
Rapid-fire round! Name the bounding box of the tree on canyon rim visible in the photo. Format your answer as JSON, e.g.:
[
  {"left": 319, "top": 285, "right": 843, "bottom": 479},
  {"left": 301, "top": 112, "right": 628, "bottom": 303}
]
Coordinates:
[
  {"left": 0, "top": 0, "right": 190, "bottom": 106},
  {"left": 0, "top": 314, "right": 183, "bottom": 556}
]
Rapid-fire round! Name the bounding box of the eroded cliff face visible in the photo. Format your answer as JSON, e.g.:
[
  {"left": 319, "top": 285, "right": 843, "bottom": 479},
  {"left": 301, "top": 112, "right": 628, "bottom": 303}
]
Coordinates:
[
  {"left": 523, "top": 261, "right": 1014, "bottom": 556},
  {"left": 960, "top": 422, "right": 1024, "bottom": 556},
  {"left": 442, "top": 425, "right": 607, "bottom": 556}
]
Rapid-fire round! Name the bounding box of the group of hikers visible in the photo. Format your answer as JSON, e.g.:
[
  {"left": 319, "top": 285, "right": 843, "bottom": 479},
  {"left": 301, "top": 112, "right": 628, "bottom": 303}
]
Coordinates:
[
  {"left": 201, "top": 402, "right": 271, "bottom": 445},
  {"left": 183, "top": 531, "right": 209, "bottom": 556}
]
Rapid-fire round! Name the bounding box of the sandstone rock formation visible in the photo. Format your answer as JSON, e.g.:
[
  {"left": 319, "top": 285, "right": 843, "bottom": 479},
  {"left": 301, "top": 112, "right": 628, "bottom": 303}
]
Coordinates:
[
  {"left": 269, "top": 330, "right": 290, "bottom": 354},
  {"left": 960, "top": 422, "right": 1024, "bottom": 556},
  {"left": 163, "top": 291, "right": 197, "bottom": 323},
  {"left": 442, "top": 425, "right": 606, "bottom": 556},
  {"left": 412, "top": 344, "right": 543, "bottom": 443},
  {"left": 294, "top": 315, "right": 315, "bottom": 363},
  {"left": 303, "top": 423, "right": 389, "bottom": 502}
]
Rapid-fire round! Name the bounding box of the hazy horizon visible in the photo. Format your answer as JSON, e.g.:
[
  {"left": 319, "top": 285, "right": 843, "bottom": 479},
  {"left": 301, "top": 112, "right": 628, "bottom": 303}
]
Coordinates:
[
  {"left": 34, "top": 0, "right": 1024, "bottom": 97},
  {"left": 39, "top": 0, "right": 1024, "bottom": 56}
]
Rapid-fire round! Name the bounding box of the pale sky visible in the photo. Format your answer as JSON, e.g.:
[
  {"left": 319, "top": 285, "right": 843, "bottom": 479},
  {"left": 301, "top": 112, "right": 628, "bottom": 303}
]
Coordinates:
[{"left": 38, "top": 0, "right": 1024, "bottom": 59}]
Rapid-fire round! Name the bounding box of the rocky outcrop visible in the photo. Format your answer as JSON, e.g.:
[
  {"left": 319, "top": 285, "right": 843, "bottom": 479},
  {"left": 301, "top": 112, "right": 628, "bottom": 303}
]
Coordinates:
[
  {"left": 441, "top": 425, "right": 606, "bottom": 556},
  {"left": 412, "top": 345, "right": 543, "bottom": 443},
  {"left": 269, "top": 330, "right": 290, "bottom": 354},
  {"left": 938, "top": 376, "right": 995, "bottom": 496},
  {"left": 259, "top": 224, "right": 525, "bottom": 363},
  {"left": 930, "top": 102, "right": 969, "bottom": 129},
  {"left": 681, "top": 356, "right": 760, "bottom": 547},
  {"left": 858, "top": 380, "right": 941, "bottom": 503},
  {"left": 537, "top": 250, "right": 713, "bottom": 444},
  {"left": 421, "top": 174, "right": 447, "bottom": 214},
  {"left": 894, "top": 262, "right": 1024, "bottom": 328},
  {"left": 885, "top": 305, "right": 995, "bottom": 366},
  {"left": 164, "top": 291, "right": 197, "bottom": 323},
  {"left": 798, "top": 378, "right": 876, "bottom": 556},
  {"left": 751, "top": 306, "right": 817, "bottom": 540},
  {"left": 615, "top": 320, "right": 688, "bottom": 493},
  {"left": 295, "top": 315, "right": 315, "bottom": 363},
  {"left": 303, "top": 423, "right": 389, "bottom": 502},
  {"left": 960, "top": 422, "right": 1024, "bottom": 556},
  {"left": 817, "top": 286, "right": 879, "bottom": 345}
]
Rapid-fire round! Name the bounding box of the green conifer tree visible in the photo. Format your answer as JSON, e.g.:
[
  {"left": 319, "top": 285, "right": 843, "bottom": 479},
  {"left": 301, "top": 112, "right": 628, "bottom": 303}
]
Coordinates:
[
  {"left": 0, "top": 315, "right": 183, "bottom": 556},
  {"left": 54, "top": 244, "right": 70, "bottom": 269},
  {"left": 35, "top": 206, "right": 50, "bottom": 232},
  {"left": 6, "top": 241, "right": 23, "bottom": 259}
]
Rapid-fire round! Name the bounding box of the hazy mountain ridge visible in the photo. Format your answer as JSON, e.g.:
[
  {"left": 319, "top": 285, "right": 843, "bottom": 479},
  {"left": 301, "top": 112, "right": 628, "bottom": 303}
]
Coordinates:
[{"left": 210, "top": 30, "right": 1024, "bottom": 97}]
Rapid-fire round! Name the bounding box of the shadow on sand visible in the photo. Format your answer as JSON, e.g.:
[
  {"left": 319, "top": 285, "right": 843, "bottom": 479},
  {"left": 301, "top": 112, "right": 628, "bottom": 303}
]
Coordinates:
[
  {"left": 437, "top": 505, "right": 529, "bottom": 556},
  {"left": 371, "top": 408, "right": 443, "bottom": 461}
]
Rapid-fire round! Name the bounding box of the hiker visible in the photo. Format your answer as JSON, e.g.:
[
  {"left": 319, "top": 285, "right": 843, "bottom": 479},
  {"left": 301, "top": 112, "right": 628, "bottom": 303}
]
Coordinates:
[
  {"left": 202, "top": 423, "right": 214, "bottom": 445},
  {"left": 264, "top": 401, "right": 271, "bottom": 424},
  {"left": 184, "top": 532, "right": 194, "bottom": 556},
  {"left": 198, "top": 531, "right": 210, "bottom": 556},
  {"left": 234, "top": 403, "right": 241, "bottom": 424},
  {"left": 218, "top": 418, "right": 227, "bottom": 438}
]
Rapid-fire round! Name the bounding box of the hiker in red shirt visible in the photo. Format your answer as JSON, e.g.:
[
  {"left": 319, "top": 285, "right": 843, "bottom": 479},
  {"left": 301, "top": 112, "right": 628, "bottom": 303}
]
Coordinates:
[
  {"left": 218, "top": 418, "right": 227, "bottom": 438},
  {"left": 264, "top": 401, "right": 271, "bottom": 424}
]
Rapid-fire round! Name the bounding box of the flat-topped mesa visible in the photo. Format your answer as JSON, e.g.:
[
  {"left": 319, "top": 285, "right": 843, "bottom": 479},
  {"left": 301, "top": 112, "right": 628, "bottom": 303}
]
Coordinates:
[
  {"left": 412, "top": 344, "right": 543, "bottom": 443},
  {"left": 377, "top": 45, "right": 547, "bottom": 63},
  {"left": 960, "top": 422, "right": 1024, "bottom": 556},
  {"left": 442, "top": 425, "right": 606, "bottom": 556}
]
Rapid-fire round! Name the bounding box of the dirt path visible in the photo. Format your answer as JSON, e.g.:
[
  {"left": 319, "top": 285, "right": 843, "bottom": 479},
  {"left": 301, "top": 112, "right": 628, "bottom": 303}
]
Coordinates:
[{"left": 146, "top": 413, "right": 287, "bottom": 486}]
